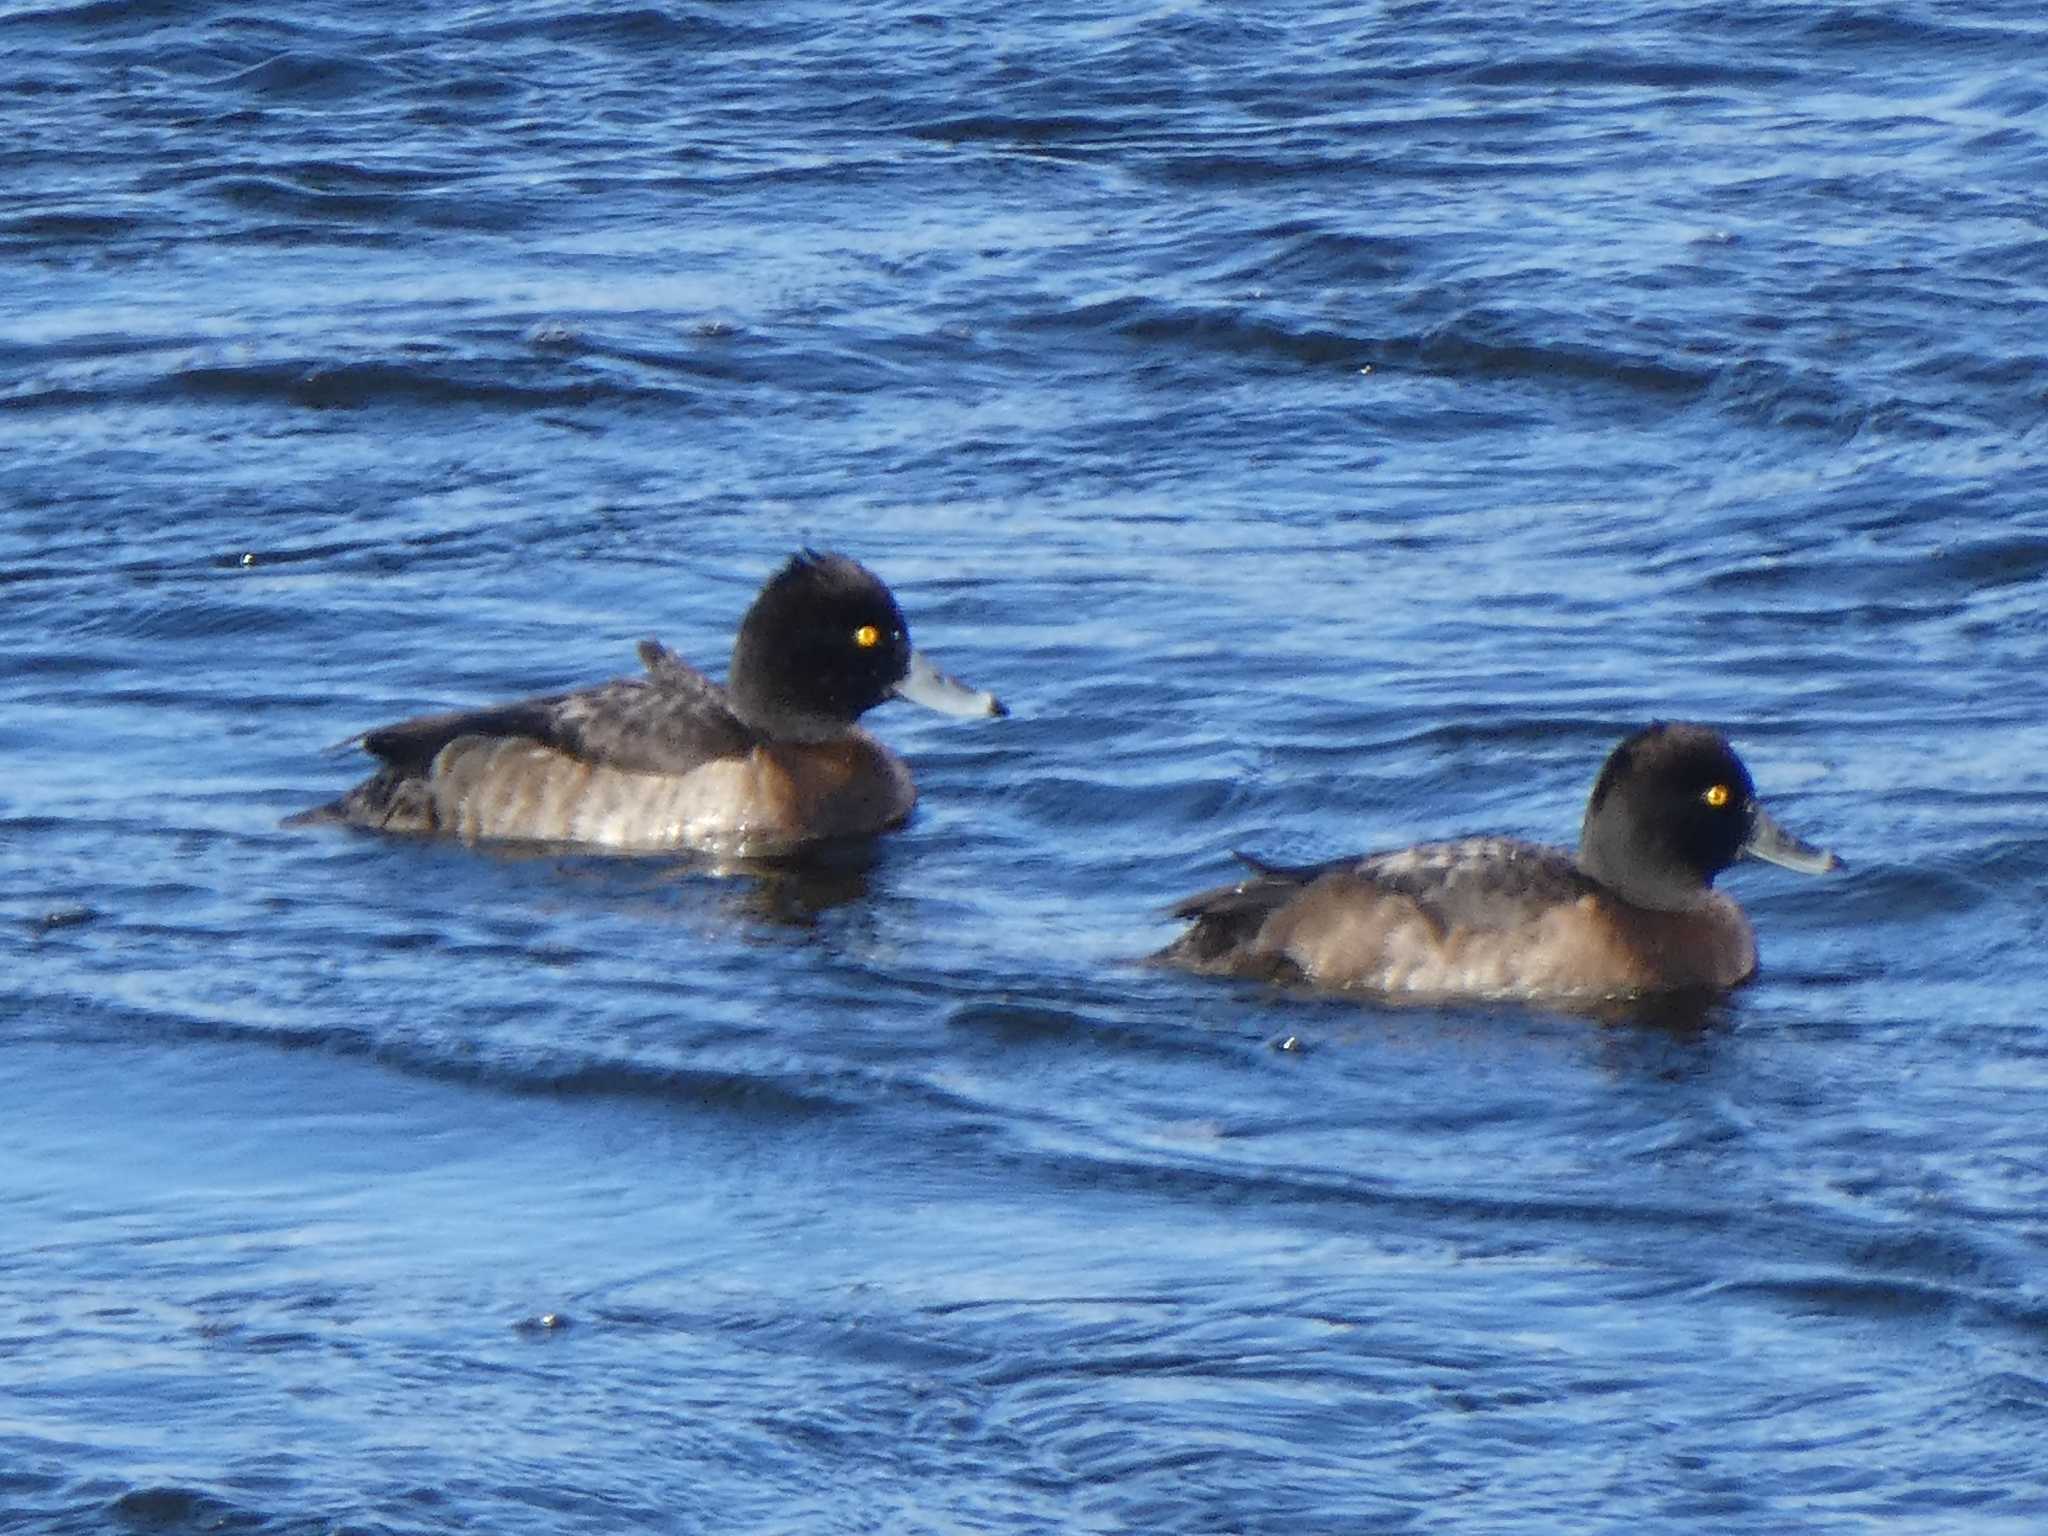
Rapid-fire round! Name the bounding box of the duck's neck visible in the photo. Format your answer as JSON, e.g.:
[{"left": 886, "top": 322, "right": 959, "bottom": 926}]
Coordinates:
[
  {"left": 1579, "top": 815, "right": 1715, "bottom": 913},
  {"left": 725, "top": 672, "right": 857, "bottom": 744}
]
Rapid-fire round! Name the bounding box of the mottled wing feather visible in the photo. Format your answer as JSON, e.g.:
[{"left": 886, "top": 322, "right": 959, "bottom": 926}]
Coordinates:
[
  {"left": 357, "top": 640, "right": 757, "bottom": 779},
  {"left": 544, "top": 669, "right": 756, "bottom": 775},
  {"left": 635, "top": 637, "right": 696, "bottom": 686},
  {"left": 1346, "top": 837, "right": 1594, "bottom": 936},
  {"left": 1162, "top": 836, "right": 1594, "bottom": 973}
]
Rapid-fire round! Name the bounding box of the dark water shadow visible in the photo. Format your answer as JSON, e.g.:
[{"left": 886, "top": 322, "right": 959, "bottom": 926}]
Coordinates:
[
  {"left": 446, "top": 831, "right": 890, "bottom": 930},
  {"left": 701, "top": 840, "right": 885, "bottom": 929},
  {"left": 1576, "top": 987, "right": 1736, "bottom": 1038},
  {"left": 1152, "top": 966, "right": 1746, "bottom": 1074}
]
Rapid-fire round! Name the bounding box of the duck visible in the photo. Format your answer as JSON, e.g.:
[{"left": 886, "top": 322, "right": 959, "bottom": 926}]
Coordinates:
[
  {"left": 1155, "top": 722, "right": 1838, "bottom": 1002},
  {"left": 288, "top": 550, "right": 1005, "bottom": 856}
]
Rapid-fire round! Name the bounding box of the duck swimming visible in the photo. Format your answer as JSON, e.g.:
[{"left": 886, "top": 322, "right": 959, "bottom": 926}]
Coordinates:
[
  {"left": 1155, "top": 722, "right": 1838, "bottom": 1002},
  {"left": 289, "top": 550, "right": 1005, "bottom": 857}
]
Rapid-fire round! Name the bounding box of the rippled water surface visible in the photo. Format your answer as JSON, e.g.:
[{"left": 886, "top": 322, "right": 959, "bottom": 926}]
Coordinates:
[{"left": 7, "top": 1, "right": 2048, "bottom": 1531}]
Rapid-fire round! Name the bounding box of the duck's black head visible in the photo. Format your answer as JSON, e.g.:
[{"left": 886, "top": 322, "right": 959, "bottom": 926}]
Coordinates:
[
  {"left": 1578, "top": 721, "right": 1837, "bottom": 911},
  {"left": 726, "top": 551, "right": 1004, "bottom": 742}
]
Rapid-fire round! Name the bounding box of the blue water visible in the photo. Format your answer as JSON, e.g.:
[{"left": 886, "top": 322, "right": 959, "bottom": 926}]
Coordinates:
[{"left": 7, "top": 1, "right": 2048, "bottom": 1530}]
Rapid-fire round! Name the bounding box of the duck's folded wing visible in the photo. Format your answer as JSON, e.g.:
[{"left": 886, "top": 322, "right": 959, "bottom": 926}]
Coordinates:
[
  {"left": 359, "top": 641, "right": 756, "bottom": 779},
  {"left": 1164, "top": 838, "right": 1591, "bottom": 960},
  {"left": 1348, "top": 837, "right": 1592, "bottom": 935}
]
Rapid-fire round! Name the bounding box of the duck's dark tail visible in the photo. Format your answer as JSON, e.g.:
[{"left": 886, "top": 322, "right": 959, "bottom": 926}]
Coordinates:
[
  {"left": 280, "top": 768, "right": 437, "bottom": 834},
  {"left": 279, "top": 799, "right": 345, "bottom": 829},
  {"left": 1151, "top": 852, "right": 1320, "bottom": 980}
]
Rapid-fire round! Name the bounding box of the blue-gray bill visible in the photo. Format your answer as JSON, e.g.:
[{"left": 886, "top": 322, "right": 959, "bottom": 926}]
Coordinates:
[
  {"left": 1743, "top": 804, "right": 1841, "bottom": 875},
  {"left": 893, "top": 648, "right": 1007, "bottom": 719}
]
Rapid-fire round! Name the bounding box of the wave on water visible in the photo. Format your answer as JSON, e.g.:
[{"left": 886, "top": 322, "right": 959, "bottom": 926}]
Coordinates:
[{"left": 11, "top": 985, "right": 865, "bottom": 1122}]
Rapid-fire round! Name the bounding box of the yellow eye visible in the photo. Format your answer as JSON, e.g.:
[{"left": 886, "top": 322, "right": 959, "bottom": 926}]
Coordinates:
[
  {"left": 1704, "top": 783, "right": 1731, "bottom": 809},
  {"left": 853, "top": 624, "right": 881, "bottom": 649}
]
